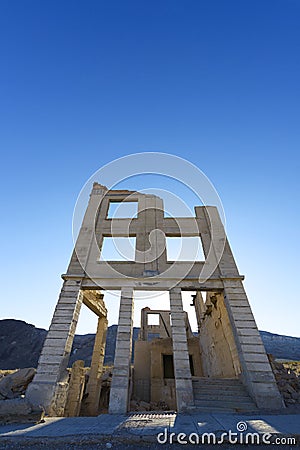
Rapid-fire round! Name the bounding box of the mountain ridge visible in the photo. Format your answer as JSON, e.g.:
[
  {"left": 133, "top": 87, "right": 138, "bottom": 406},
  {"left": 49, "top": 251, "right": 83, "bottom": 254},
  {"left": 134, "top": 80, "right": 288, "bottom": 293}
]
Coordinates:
[{"left": 1, "top": 319, "right": 299, "bottom": 370}]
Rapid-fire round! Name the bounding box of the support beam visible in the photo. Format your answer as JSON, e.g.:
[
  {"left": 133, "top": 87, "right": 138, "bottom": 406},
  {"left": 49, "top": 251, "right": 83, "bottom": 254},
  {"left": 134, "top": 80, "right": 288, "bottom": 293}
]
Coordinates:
[
  {"left": 26, "top": 280, "right": 83, "bottom": 415},
  {"left": 169, "top": 287, "right": 194, "bottom": 411},
  {"left": 83, "top": 291, "right": 107, "bottom": 317},
  {"left": 108, "top": 288, "right": 134, "bottom": 414},
  {"left": 83, "top": 316, "right": 108, "bottom": 416}
]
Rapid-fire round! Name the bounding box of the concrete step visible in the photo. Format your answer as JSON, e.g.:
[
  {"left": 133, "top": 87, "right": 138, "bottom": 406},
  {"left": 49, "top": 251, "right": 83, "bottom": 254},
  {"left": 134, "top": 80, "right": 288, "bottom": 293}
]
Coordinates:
[
  {"left": 189, "top": 404, "right": 257, "bottom": 412},
  {"left": 193, "top": 391, "right": 252, "bottom": 400},
  {"left": 192, "top": 377, "right": 242, "bottom": 385},
  {"left": 193, "top": 386, "right": 248, "bottom": 391},
  {"left": 191, "top": 377, "right": 258, "bottom": 412},
  {"left": 194, "top": 398, "right": 255, "bottom": 408}
]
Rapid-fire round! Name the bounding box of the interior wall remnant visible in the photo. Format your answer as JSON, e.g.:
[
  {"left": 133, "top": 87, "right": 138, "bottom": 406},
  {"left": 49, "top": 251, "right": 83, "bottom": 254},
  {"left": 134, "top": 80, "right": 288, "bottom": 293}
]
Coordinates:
[
  {"left": 133, "top": 340, "right": 151, "bottom": 402},
  {"left": 150, "top": 338, "right": 176, "bottom": 410},
  {"left": 133, "top": 304, "right": 204, "bottom": 411},
  {"left": 197, "top": 292, "right": 241, "bottom": 378}
]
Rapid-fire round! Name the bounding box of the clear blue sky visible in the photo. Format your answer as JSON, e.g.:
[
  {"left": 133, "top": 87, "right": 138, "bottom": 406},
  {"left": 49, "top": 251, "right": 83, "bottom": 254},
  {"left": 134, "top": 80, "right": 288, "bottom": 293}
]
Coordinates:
[{"left": 0, "top": 1, "right": 299, "bottom": 337}]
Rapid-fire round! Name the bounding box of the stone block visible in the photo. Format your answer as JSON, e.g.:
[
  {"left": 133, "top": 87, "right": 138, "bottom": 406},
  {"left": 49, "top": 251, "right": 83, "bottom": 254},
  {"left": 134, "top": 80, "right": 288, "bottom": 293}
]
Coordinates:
[
  {"left": 240, "top": 344, "right": 265, "bottom": 353},
  {"left": 32, "top": 373, "right": 58, "bottom": 383},
  {"left": 114, "top": 356, "right": 131, "bottom": 367},
  {"left": 172, "top": 342, "right": 189, "bottom": 352},
  {"left": 116, "top": 331, "right": 132, "bottom": 341},
  {"left": 59, "top": 291, "right": 79, "bottom": 298},
  {"left": 239, "top": 333, "right": 265, "bottom": 344},
  {"left": 114, "top": 347, "right": 131, "bottom": 360},
  {"left": 235, "top": 321, "right": 257, "bottom": 329},
  {"left": 112, "top": 367, "right": 130, "bottom": 377},
  {"left": 118, "top": 317, "right": 132, "bottom": 326},
  {"left": 41, "top": 346, "right": 65, "bottom": 357},
  {"left": 57, "top": 297, "right": 77, "bottom": 304},
  {"left": 173, "top": 351, "right": 190, "bottom": 362},
  {"left": 172, "top": 333, "right": 188, "bottom": 343},
  {"left": 244, "top": 353, "right": 269, "bottom": 363},
  {"left": 171, "top": 319, "right": 185, "bottom": 328},
  {"left": 109, "top": 387, "right": 128, "bottom": 414},
  {"left": 51, "top": 317, "right": 75, "bottom": 325},
  {"left": 231, "top": 313, "right": 254, "bottom": 321},
  {"left": 237, "top": 328, "right": 261, "bottom": 336},
  {"left": 49, "top": 323, "right": 72, "bottom": 332},
  {"left": 38, "top": 355, "right": 65, "bottom": 365},
  {"left": 62, "top": 285, "right": 80, "bottom": 292},
  {"left": 0, "top": 368, "right": 36, "bottom": 399},
  {"left": 174, "top": 379, "right": 194, "bottom": 411},
  {"left": 115, "top": 340, "right": 131, "bottom": 350},
  {"left": 47, "top": 330, "right": 73, "bottom": 340},
  {"left": 43, "top": 338, "right": 67, "bottom": 347},
  {"left": 246, "top": 361, "right": 275, "bottom": 372},
  {"left": 117, "top": 325, "right": 132, "bottom": 333}
]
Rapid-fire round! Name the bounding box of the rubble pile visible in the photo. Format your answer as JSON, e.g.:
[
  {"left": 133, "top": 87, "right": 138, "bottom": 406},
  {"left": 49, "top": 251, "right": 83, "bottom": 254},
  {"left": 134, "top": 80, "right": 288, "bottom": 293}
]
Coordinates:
[
  {"left": 269, "top": 355, "right": 300, "bottom": 406},
  {"left": 0, "top": 368, "right": 35, "bottom": 400},
  {"left": 0, "top": 368, "right": 44, "bottom": 423},
  {"left": 130, "top": 400, "right": 170, "bottom": 412}
]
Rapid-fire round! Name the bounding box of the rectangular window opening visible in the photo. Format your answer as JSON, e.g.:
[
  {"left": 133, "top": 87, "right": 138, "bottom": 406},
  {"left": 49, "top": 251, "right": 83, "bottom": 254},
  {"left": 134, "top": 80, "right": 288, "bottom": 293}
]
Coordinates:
[
  {"left": 147, "top": 313, "right": 160, "bottom": 326},
  {"left": 166, "top": 236, "right": 205, "bottom": 261},
  {"left": 100, "top": 236, "right": 136, "bottom": 261},
  {"left": 107, "top": 201, "right": 138, "bottom": 219},
  {"left": 163, "top": 354, "right": 175, "bottom": 379}
]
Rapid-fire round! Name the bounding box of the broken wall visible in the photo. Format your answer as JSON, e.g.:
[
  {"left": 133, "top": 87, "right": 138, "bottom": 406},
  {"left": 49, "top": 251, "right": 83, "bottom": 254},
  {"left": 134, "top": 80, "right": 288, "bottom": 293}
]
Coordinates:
[{"left": 198, "top": 293, "right": 241, "bottom": 378}]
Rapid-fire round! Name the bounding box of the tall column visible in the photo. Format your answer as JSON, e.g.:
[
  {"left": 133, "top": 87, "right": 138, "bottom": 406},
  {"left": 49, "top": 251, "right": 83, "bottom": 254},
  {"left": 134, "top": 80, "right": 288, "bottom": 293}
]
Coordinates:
[
  {"left": 26, "top": 280, "right": 83, "bottom": 415},
  {"left": 109, "top": 288, "right": 134, "bottom": 414},
  {"left": 64, "top": 360, "right": 85, "bottom": 417},
  {"left": 84, "top": 316, "right": 108, "bottom": 416},
  {"left": 169, "top": 288, "right": 194, "bottom": 411},
  {"left": 223, "top": 279, "right": 284, "bottom": 409},
  {"left": 193, "top": 291, "right": 206, "bottom": 332}
]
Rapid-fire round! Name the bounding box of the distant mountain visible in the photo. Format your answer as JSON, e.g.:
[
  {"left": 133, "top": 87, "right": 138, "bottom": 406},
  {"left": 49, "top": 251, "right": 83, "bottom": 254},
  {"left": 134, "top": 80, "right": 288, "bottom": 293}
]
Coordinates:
[
  {"left": 0, "top": 319, "right": 299, "bottom": 370},
  {"left": 0, "top": 320, "right": 47, "bottom": 369},
  {"left": 260, "top": 330, "right": 300, "bottom": 361}
]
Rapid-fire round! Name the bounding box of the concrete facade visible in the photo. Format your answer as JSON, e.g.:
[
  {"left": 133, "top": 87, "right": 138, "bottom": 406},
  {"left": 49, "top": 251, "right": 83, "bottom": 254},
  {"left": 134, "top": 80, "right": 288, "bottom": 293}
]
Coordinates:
[{"left": 26, "top": 182, "right": 284, "bottom": 415}]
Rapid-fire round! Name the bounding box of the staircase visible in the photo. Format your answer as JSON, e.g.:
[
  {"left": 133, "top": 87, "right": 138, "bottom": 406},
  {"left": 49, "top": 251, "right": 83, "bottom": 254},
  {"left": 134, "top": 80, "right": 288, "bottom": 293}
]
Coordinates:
[{"left": 192, "top": 377, "right": 258, "bottom": 412}]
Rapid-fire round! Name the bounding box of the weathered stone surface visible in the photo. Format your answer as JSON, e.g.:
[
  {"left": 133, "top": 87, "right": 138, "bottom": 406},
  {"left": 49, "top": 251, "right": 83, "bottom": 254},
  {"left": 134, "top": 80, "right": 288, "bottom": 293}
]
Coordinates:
[
  {"left": 22, "top": 184, "right": 288, "bottom": 416},
  {"left": 0, "top": 368, "right": 36, "bottom": 399}
]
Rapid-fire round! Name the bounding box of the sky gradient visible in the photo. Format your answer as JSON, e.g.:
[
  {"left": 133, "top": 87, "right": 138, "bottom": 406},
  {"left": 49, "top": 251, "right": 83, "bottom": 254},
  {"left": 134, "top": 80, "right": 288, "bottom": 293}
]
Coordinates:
[{"left": 0, "top": 0, "right": 299, "bottom": 336}]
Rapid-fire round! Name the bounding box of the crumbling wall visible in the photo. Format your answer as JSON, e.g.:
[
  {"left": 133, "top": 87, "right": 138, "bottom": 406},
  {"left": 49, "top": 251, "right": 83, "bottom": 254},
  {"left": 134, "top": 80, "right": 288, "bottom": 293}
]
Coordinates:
[
  {"left": 133, "top": 335, "right": 203, "bottom": 410},
  {"left": 198, "top": 293, "right": 241, "bottom": 378},
  {"left": 150, "top": 338, "right": 176, "bottom": 410}
]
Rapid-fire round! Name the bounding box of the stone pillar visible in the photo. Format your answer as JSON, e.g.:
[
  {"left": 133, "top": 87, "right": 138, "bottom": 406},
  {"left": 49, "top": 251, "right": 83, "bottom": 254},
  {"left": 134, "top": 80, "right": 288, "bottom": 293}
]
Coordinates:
[
  {"left": 109, "top": 288, "right": 134, "bottom": 414},
  {"left": 223, "top": 279, "right": 284, "bottom": 410},
  {"left": 193, "top": 291, "right": 205, "bottom": 332},
  {"left": 64, "top": 360, "right": 85, "bottom": 417},
  {"left": 26, "top": 280, "right": 83, "bottom": 415},
  {"left": 169, "top": 288, "right": 194, "bottom": 411},
  {"left": 83, "top": 316, "right": 108, "bottom": 416}
]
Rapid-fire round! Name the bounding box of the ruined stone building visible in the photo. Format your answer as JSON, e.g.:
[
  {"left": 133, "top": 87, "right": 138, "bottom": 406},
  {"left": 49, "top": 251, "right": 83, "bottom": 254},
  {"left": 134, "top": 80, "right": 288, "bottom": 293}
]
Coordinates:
[{"left": 26, "top": 183, "right": 284, "bottom": 415}]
